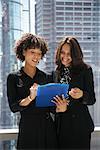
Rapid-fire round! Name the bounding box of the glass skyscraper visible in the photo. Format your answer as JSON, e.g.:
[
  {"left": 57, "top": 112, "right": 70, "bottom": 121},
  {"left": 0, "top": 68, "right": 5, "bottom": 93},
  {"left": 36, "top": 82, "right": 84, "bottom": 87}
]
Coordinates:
[
  {"left": 35, "top": 0, "right": 100, "bottom": 126},
  {"left": 0, "top": 0, "right": 22, "bottom": 149},
  {"left": 0, "top": 0, "right": 100, "bottom": 149},
  {"left": 0, "top": 0, "right": 34, "bottom": 149},
  {"left": 0, "top": 0, "right": 22, "bottom": 129}
]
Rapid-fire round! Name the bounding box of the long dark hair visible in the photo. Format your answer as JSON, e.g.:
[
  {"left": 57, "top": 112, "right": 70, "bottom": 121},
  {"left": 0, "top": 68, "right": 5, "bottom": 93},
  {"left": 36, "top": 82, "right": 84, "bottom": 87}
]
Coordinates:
[{"left": 55, "top": 37, "right": 88, "bottom": 81}]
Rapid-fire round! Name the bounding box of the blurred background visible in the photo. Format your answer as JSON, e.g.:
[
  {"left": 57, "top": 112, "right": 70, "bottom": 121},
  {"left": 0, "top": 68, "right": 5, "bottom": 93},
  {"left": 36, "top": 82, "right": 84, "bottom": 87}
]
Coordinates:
[{"left": 0, "top": 0, "right": 100, "bottom": 149}]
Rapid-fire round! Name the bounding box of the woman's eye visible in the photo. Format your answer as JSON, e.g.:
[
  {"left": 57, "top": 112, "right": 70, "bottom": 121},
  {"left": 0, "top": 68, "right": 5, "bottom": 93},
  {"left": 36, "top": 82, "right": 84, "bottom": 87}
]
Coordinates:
[
  {"left": 61, "top": 51, "right": 65, "bottom": 55},
  {"left": 31, "top": 51, "right": 42, "bottom": 56},
  {"left": 31, "top": 51, "right": 34, "bottom": 53}
]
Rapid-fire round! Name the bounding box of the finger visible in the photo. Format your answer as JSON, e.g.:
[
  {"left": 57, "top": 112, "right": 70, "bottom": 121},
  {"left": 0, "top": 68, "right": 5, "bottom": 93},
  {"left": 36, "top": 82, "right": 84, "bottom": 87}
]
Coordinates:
[
  {"left": 33, "top": 83, "right": 38, "bottom": 86},
  {"left": 66, "top": 101, "right": 70, "bottom": 105},
  {"left": 55, "top": 95, "right": 62, "bottom": 100},
  {"left": 62, "top": 94, "right": 68, "bottom": 103},
  {"left": 53, "top": 96, "right": 62, "bottom": 102},
  {"left": 51, "top": 100, "right": 57, "bottom": 105},
  {"left": 62, "top": 94, "right": 65, "bottom": 100},
  {"left": 30, "top": 86, "right": 36, "bottom": 91},
  {"left": 56, "top": 95, "right": 66, "bottom": 104},
  {"left": 51, "top": 100, "right": 60, "bottom": 107},
  {"left": 33, "top": 83, "right": 38, "bottom": 90},
  {"left": 67, "top": 100, "right": 70, "bottom": 103},
  {"left": 69, "top": 91, "right": 76, "bottom": 97},
  {"left": 53, "top": 98, "right": 62, "bottom": 105},
  {"left": 69, "top": 91, "right": 71, "bottom": 95},
  {"left": 53, "top": 98, "right": 64, "bottom": 106}
]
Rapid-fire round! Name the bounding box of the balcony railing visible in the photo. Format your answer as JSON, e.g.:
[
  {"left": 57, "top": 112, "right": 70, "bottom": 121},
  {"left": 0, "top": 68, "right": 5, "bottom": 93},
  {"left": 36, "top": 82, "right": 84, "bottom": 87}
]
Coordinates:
[{"left": 0, "top": 127, "right": 100, "bottom": 150}]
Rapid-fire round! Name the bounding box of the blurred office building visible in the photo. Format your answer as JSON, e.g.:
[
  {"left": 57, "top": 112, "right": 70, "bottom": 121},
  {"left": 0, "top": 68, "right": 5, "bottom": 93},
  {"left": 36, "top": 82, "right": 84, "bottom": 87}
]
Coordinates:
[
  {"left": 35, "top": 0, "right": 100, "bottom": 126},
  {"left": 0, "top": 0, "right": 34, "bottom": 149},
  {"left": 0, "top": 0, "right": 100, "bottom": 149}
]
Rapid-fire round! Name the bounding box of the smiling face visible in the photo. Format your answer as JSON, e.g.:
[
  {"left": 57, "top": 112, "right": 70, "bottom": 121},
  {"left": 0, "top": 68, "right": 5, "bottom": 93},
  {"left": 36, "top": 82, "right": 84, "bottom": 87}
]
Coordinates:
[
  {"left": 60, "top": 43, "right": 72, "bottom": 67},
  {"left": 23, "top": 48, "right": 42, "bottom": 67}
]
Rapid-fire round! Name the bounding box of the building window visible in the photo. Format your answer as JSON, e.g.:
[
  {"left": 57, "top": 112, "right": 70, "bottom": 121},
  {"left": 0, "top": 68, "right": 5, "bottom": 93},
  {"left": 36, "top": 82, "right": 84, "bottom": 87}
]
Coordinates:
[
  {"left": 65, "top": 2, "right": 73, "bottom": 5},
  {"left": 56, "top": 7, "right": 64, "bottom": 10},
  {"left": 74, "top": 2, "right": 82, "bottom": 6},
  {"left": 56, "top": 2, "right": 64, "bottom": 5}
]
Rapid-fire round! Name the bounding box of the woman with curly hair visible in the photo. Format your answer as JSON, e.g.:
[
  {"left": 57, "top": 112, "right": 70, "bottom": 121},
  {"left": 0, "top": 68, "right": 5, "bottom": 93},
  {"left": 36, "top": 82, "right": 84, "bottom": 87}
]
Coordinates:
[
  {"left": 7, "top": 33, "right": 57, "bottom": 150},
  {"left": 52, "top": 36, "right": 96, "bottom": 150}
]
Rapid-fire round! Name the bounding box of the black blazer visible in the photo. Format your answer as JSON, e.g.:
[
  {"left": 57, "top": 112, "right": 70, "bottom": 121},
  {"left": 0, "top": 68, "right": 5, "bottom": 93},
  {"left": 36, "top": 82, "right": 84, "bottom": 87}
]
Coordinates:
[
  {"left": 69, "top": 65, "right": 96, "bottom": 105},
  {"left": 54, "top": 65, "right": 96, "bottom": 134}
]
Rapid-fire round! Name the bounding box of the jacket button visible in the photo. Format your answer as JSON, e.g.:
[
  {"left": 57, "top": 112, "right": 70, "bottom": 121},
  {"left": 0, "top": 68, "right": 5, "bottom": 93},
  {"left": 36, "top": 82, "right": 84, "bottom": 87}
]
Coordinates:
[
  {"left": 46, "top": 113, "right": 49, "bottom": 119},
  {"left": 72, "top": 114, "right": 75, "bottom": 118}
]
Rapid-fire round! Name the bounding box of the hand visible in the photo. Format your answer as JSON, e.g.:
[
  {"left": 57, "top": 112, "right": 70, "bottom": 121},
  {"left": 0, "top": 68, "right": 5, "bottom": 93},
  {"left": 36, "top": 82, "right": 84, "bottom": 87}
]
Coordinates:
[
  {"left": 52, "top": 95, "right": 69, "bottom": 112},
  {"left": 69, "top": 87, "right": 83, "bottom": 99},
  {"left": 30, "top": 83, "right": 38, "bottom": 100}
]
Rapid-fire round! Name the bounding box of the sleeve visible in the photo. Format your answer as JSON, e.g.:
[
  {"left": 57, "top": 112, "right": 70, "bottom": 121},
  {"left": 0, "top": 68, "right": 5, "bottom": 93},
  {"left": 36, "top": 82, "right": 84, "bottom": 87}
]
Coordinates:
[
  {"left": 81, "top": 67, "right": 96, "bottom": 105},
  {"left": 46, "top": 72, "right": 54, "bottom": 83},
  {"left": 7, "top": 74, "right": 27, "bottom": 113}
]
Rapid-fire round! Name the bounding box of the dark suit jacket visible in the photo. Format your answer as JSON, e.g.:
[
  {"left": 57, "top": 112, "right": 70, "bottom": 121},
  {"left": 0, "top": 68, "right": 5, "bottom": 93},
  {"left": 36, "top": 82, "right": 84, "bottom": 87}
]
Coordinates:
[{"left": 54, "top": 65, "right": 96, "bottom": 148}]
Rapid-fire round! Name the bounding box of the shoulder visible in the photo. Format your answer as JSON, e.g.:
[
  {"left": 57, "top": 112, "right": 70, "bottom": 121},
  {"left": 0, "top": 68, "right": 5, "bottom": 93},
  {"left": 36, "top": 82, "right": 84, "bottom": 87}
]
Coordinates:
[
  {"left": 83, "top": 65, "right": 93, "bottom": 74},
  {"left": 79, "top": 65, "right": 94, "bottom": 80},
  {"left": 7, "top": 70, "right": 22, "bottom": 81},
  {"left": 37, "top": 68, "right": 53, "bottom": 83},
  {"left": 71, "top": 63, "right": 93, "bottom": 73},
  {"left": 37, "top": 68, "right": 47, "bottom": 77},
  {"left": 77, "top": 64, "right": 93, "bottom": 76}
]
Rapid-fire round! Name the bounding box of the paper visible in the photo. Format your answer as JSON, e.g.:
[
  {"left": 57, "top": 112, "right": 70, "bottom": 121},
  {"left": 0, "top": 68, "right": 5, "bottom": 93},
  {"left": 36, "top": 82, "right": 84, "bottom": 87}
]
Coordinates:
[{"left": 36, "top": 83, "right": 69, "bottom": 107}]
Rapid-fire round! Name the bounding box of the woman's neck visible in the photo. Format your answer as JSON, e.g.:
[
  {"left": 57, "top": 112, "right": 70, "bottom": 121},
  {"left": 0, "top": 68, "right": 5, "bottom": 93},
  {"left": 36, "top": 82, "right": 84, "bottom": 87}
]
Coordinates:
[{"left": 23, "top": 63, "right": 36, "bottom": 78}]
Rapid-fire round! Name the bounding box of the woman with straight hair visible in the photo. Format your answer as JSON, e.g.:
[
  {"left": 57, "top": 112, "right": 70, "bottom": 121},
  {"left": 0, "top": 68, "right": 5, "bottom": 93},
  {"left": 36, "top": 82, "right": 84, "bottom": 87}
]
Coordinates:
[{"left": 52, "top": 36, "right": 96, "bottom": 150}]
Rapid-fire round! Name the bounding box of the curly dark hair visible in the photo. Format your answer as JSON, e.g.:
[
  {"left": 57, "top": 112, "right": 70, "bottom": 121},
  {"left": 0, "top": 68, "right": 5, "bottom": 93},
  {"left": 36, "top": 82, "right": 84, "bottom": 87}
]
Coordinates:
[{"left": 14, "top": 33, "right": 48, "bottom": 62}]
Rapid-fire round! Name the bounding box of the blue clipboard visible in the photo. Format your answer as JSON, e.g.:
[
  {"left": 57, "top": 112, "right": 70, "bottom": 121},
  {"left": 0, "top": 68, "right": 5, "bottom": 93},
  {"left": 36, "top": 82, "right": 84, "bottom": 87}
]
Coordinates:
[{"left": 36, "top": 83, "right": 69, "bottom": 107}]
